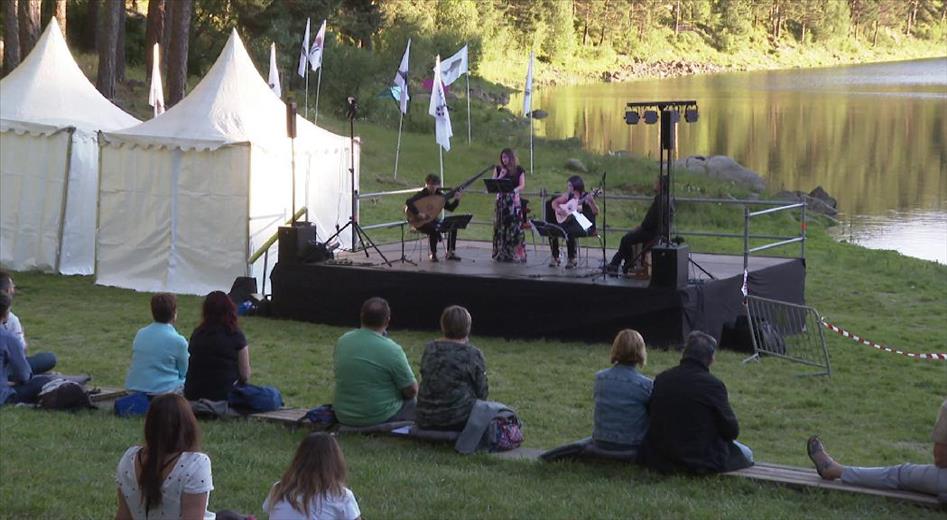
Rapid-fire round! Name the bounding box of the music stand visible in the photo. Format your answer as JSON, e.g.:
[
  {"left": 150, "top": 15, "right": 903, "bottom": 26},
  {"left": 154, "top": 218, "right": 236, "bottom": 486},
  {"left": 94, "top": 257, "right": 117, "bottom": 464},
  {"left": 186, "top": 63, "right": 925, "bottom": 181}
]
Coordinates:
[
  {"left": 437, "top": 214, "right": 473, "bottom": 233},
  {"left": 531, "top": 220, "right": 569, "bottom": 243},
  {"left": 484, "top": 178, "right": 515, "bottom": 194}
]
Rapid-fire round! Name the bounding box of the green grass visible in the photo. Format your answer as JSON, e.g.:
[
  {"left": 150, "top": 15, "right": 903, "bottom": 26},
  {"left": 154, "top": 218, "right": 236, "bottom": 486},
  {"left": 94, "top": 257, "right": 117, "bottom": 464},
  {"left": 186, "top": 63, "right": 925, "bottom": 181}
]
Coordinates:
[{"left": 2, "top": 223, "right": 945, "bottom": 518}]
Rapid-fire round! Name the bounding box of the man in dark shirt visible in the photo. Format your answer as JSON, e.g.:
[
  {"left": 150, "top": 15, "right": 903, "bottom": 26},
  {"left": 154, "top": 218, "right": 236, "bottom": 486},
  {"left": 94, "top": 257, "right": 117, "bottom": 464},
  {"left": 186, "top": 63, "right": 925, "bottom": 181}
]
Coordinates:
[
  {"left": 638, "top": 331, "right": 753, "bottom": 474},
  {"left": 405, "top": 174, "right": 462, "bottom": 262},
  {"left": 607, "top": 179, "right": 673, "bottom": 274}
]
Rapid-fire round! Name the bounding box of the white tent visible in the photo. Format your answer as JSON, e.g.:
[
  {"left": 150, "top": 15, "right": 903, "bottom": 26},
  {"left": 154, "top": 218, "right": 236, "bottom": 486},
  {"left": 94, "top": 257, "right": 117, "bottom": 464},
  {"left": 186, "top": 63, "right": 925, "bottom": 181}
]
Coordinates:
[
  {"left": 97, "top": 30, "right": 358, "bottom": 295},
  {"left": 0, "top": 19, "right": 140, "bottom": 275}
]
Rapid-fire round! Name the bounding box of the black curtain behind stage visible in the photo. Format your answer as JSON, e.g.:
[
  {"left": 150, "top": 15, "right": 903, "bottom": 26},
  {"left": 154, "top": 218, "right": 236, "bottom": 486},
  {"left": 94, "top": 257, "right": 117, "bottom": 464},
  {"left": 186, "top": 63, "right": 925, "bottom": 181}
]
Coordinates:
[{"left": 271, "top": 258, "right": 805, "bottom": 346}]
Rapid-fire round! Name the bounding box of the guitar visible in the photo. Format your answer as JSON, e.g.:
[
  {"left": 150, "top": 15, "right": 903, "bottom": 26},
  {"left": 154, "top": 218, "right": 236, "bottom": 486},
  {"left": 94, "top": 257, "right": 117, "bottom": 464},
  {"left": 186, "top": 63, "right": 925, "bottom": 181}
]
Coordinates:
[
  {"left": 554, "top": 188, "right": 602, "bottom": 224},
  {"left": 404, "top": 165, "right": 493, "bottom": 229}
]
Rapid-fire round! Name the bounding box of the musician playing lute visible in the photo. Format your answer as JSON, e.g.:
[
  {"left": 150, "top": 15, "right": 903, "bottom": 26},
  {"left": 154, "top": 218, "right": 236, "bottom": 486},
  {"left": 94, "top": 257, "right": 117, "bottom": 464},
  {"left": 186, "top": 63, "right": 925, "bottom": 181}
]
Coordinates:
[
  {"left": 405, "top": 174, "right": 463, "bottom": 262},
  {"left": 549, "top": 175, "right": 599, "bottom": 269}
]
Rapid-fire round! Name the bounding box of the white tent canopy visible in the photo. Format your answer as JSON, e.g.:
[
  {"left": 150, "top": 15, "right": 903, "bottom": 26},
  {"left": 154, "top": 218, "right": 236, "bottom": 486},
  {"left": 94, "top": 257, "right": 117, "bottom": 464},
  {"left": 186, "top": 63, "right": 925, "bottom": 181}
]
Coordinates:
[
  {"left": 98, "top": 29, "right": 357, "bottom": 295},
  {"left": 0, "top": 19, "right": 140, "bottom": 275}
]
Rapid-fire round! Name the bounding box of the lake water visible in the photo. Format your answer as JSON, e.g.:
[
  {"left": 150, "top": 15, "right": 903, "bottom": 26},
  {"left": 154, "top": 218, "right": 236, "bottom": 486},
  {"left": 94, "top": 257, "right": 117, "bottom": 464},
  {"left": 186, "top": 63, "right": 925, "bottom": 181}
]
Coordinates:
[{"left": 514, "top": 58, "right": 947, "bottom": 263}]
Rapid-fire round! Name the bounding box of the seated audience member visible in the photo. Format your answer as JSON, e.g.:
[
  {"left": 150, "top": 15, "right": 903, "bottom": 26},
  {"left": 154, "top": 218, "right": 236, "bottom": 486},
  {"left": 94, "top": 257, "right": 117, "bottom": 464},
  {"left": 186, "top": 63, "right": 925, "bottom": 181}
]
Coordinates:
[
  {"left": 416, "top": 306, "right": 488, "bottom": 431},
  {"left": 592, "top": 329, "right": 653, "bottom": 452},
  {"left": 264, "top": 432, "right": 362, "bottom": 520},
  {"left": 639, "top": 331, "right": 753, "bottom": 473},
  {"left": 0, "top": 292, "right": 51, "bottom": 405},
  {"left": 184, "top": 291, "right": 251, "bottom": 402},
  {"left": 806, "top": 398, "right": 946, "bottom": 502},
  {"left": 116, "top": 393, "right": 248, "bottom": 520},
  {"left": 333, "top": 297, "right": 417, "bottom": 427},
  {"left": 125, "top": 293, "right": 189, "bottom": 395},
  {"left": 0, "top": 270, "right": 57, "bottom": 375}
]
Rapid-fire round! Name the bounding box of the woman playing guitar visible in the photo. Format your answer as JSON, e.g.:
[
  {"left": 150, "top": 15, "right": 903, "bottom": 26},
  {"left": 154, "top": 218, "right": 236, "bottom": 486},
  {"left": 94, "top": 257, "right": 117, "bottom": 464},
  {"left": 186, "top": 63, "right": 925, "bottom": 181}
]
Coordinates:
[{"left": 549, "top": 175, "right": 599, "bottom": 269}]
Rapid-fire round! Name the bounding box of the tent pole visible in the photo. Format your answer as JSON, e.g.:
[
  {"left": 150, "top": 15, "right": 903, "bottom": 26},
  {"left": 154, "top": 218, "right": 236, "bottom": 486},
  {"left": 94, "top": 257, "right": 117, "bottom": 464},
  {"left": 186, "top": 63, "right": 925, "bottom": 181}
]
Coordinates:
[
  {"left": 314, "top": 66, "right": 323, "bottom": 125},
  {"left": 291, "top": 137, "right": 297, "bottom": 222}
]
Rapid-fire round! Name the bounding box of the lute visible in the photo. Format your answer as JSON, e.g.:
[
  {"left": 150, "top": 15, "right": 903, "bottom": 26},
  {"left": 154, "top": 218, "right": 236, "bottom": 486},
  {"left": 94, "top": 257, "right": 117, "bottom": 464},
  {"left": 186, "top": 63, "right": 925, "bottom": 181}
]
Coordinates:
[{"left": 404, "top": 165, "right": 492, "bottom": 229}]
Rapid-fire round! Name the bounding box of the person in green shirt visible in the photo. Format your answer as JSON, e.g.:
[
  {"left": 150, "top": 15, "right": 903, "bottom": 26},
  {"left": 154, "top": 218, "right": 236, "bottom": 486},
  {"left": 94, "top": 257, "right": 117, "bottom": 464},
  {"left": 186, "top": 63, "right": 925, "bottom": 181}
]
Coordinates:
[{"left": 333, "top": 297, "right": 418, "bottom": 427}]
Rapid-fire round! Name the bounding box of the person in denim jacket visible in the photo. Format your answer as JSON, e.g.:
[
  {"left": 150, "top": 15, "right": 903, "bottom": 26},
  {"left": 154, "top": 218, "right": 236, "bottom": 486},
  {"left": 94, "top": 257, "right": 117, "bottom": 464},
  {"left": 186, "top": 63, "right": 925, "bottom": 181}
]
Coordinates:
[{"left": 593, "top": 329, "right": 653, "bottom": 451}]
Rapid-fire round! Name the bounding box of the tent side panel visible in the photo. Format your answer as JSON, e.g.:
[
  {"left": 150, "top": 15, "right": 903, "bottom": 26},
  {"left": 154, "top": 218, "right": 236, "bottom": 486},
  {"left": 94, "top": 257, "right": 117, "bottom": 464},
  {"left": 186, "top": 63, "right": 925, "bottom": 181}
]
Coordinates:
[
  {"left": 0, "top": 131, "right": 70, "bottom": 272},
  {"left": 248, "top": 144, "right": 291, "bottom": 290},
  {"left": 168, "top": 146, "right": 251, "bottom": 295},
  {"left": 58, "top": 129, "right": 100, "bottom": 275},
  {"left": 96, "top": 145, "right": 173, "bottom": 292},
  {"left": 303, "top": 135, "right": 356, "bottom": 251}
]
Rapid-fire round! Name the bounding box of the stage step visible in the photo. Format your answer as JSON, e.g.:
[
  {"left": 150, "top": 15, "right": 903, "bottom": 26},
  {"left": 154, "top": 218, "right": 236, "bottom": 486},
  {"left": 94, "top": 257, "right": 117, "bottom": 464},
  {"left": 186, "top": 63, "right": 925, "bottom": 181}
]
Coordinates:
[{"left": 723, "top": 462, "right": 941, "bottom": 507}]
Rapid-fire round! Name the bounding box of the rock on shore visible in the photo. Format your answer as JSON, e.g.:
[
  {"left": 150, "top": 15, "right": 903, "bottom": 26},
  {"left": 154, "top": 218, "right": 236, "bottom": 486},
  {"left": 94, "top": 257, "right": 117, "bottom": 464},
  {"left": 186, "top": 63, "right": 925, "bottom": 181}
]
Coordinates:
[
  {"left": 673, "top": 155, "right": 766, "bottom": 192},
  {"left": 603, "top": 60, "right": 723, "bottom": 82}
]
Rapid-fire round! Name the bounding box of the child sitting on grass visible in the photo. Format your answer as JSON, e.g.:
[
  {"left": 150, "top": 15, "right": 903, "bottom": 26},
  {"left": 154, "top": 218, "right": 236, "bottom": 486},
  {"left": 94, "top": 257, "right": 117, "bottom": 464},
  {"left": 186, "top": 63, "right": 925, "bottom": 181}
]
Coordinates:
[{"left": 263, "top": 433, "right": 361, "bottom": 520}]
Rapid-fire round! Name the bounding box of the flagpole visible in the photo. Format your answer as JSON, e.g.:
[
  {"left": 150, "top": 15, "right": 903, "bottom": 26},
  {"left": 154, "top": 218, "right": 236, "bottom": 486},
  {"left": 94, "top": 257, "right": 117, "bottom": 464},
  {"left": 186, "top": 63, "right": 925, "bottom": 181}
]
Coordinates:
[
  {"left": 304, "top": 68, "right": 310, "bottom": 120},
  {"left": 393, "top": 110, "right": 404, "bottom": 179},
  {"left": 529, "top": 116, "right": 534, "bottom": 177},
  {"left": 466, "top": 73, "right": 472, "bottom": 145},
  {"left": 438, "top": 145, "right": 445, "bottom": 219},
  {"left": 314, "top": 66, "right": 323, "bottom": 125}
]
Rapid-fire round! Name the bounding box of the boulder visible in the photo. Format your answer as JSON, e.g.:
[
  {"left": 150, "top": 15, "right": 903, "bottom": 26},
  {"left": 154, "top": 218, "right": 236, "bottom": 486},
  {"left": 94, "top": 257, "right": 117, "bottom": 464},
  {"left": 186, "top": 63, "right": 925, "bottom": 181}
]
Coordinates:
[
  {"left": 565, "top": 158, "right": 588, "bottom": 173},
  {"left": 672, "top": 155, "right": 766, "bottom": 192},
  {"left": 774, "top": 189, "right": 837, "bottom": 216},
  {"left": 530, "top": 109, "right": 549, "bottom": 120},
  {"left": 808, "top": 186, "right": 837, "bottom": 209}
]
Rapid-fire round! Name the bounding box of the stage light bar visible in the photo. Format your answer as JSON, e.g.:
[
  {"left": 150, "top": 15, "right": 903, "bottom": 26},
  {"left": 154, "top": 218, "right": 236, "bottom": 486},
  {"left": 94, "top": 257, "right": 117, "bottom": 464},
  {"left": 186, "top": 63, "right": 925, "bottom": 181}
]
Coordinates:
[
  {"left": 625, "top": 110, "right": 640, "bottom": 125},
  {"left": 643, "top": 110, "right": 659, "bottom": 124}
]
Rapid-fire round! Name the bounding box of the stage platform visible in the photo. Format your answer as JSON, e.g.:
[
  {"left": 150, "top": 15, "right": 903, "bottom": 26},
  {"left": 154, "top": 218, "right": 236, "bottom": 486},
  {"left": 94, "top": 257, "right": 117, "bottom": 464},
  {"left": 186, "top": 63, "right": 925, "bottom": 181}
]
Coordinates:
[{"left": 271, "top": 240, "right": 805, "bottom": 346}]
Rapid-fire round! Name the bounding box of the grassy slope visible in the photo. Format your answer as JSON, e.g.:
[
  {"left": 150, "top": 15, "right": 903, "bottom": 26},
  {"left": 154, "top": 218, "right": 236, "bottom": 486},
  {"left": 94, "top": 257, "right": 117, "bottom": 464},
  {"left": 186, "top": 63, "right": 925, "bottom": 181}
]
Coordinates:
[{"left": 2, "top": 52, "right": 946, "bottom": 520}]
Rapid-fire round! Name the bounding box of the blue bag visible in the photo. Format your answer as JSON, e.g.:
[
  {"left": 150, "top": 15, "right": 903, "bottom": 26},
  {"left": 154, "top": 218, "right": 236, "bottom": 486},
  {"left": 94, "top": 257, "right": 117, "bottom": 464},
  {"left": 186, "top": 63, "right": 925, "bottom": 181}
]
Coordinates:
[
  {"left": 114, "top": 392, "right": 151, "bottom": 417},
  {"left": 227, "top": 384, "right": 283, "bottom": 413}
]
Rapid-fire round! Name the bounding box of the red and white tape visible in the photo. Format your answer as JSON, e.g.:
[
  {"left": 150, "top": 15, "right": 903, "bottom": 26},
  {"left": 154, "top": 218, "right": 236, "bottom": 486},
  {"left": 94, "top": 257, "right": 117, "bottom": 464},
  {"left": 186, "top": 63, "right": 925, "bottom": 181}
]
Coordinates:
[{"left": 821, "top": 320, "right": 946, "bottom": 361}]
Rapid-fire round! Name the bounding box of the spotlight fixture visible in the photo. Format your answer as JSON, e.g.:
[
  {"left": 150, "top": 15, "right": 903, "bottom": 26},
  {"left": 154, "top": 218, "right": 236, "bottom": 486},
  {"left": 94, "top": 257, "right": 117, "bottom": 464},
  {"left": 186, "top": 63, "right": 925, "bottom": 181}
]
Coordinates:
[
  {"left": 625, "top": 110, "right": 640, "bottom": 125},
  {"left": 643, "top": 110, "right": 659, "bottom": 124},
  {"left": 685, "top": 106, "right": 699, "bottom": 123}
]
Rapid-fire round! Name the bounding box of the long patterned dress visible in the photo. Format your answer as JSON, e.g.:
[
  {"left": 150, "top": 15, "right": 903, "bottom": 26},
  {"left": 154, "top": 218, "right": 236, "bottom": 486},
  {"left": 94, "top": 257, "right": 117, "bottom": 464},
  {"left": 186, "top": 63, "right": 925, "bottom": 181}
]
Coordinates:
[{"left": 492, "top": 166, "right": 526, "bottom": 262}]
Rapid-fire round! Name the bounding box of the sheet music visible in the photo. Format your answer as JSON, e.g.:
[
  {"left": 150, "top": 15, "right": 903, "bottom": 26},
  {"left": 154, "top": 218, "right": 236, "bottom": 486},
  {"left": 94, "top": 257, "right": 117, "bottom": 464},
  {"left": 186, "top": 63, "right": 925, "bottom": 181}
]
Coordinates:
[{"left": 573, "top": 211, "right": 593, "bottom": 231}]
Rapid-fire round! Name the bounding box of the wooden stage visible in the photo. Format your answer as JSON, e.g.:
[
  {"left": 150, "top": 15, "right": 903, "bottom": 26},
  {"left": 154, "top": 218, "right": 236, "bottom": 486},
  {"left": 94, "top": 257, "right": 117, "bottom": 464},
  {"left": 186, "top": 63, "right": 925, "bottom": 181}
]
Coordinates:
[{"left": 271, "top": 241, "right": 805, "bottom": 345}]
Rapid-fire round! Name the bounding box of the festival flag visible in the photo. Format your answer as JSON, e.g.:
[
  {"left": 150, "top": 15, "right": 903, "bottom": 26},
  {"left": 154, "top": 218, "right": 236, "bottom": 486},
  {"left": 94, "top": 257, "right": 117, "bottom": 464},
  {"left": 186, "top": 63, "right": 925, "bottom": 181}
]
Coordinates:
[
  {"left": 148, "top": 43, "right": 165, "bottom": 117},
  {"left": 429, "top": 55, "right": 453, "bottom": 151},
  {"left": 297, "top": 18, "right": 310, "bottom": 78},
  {"left": 439, "top": 44, "right": 468, "bottom": 86},
  {"left": 523, "top": 50, "right": 534, "bottom": 117},
  {"left": 268, "top": 43, "right": 281, "bottom": 98},
  {"left": 309, "top": 19, "right": 327, "bottom": 71},
  {"left": 392, "top": 39, "right": 410, "bottom": 114}
]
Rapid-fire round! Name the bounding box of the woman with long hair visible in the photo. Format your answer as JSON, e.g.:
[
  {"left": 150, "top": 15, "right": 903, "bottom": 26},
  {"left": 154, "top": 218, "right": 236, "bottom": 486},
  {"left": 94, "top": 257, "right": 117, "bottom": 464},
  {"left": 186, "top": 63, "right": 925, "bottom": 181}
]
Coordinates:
[
  {"left": 115, "top": 394, "right": 213, "bottom": 519},
  {"left": 184, "top": 291, "right": 251, "bottom": 401},
  {"left": 492, "top": 148, "right": 527, "bottom": 262},
  {"left": 263, "top": 432, "right": 362, "bottom": 519}
]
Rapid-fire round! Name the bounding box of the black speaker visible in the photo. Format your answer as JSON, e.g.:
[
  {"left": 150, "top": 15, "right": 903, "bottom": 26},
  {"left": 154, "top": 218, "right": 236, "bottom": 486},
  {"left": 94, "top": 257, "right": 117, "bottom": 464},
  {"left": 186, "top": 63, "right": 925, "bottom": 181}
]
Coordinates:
[
  {"left": 278, "top": 222, "right": 316, "bottom": 264},
  {"left": 660, "top": 110, "right": 675, "bottom": 150},
  {"left": 650, "top": 243, "right": 689, "bottom": 289},
  {"left": 228, "top": 276, "right": 258, "bottom": 305}
]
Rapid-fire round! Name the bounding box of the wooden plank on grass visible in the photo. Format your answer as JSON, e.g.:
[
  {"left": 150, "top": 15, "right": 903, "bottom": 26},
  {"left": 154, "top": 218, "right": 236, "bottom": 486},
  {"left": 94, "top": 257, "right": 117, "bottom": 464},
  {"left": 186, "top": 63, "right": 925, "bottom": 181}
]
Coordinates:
[
  {"left": 88, "top": 386, "right": 128, "bottom": 402},
  {"left": 724, "top": 463, "right": 941, "bottom": 507},
  {"left": 250, "top": 408, "right": 308, "bottom": 424},
  {"left": 490, "top": 447, "right": 544, "bottom": 461}
]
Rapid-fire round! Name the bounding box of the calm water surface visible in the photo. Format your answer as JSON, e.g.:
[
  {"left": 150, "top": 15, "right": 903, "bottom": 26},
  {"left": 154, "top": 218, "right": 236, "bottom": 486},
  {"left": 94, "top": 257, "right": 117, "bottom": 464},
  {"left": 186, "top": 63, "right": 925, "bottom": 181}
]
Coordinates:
[{"left": 514, "top": 58, "right": 947, "bottom": 263}]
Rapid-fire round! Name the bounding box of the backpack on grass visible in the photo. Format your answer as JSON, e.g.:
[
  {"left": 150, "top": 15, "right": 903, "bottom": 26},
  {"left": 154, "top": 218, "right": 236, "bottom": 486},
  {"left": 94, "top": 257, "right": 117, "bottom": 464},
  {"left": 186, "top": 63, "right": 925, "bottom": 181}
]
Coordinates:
[{"left": 37, "top": 379, "right": 94, "bottom": 411}]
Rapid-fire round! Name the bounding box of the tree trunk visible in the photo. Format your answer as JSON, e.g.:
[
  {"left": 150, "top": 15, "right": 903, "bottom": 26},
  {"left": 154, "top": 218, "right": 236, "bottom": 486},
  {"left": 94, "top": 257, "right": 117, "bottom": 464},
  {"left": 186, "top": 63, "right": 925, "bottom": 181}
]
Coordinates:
[
  {"left": 2, "top": 0, "right": 20, "bottom": 76},
  {"left": 166, "top": 0, "right": 191, "bottom": 107},
  {"left": 96, "top": 0, "right": 119, "bottom": 99},
  {"left": 54, "top": 0, "right": 66, "bottom": 36},
  {"left": 598, "top": 0, "right": 608, "bottom": 46},
  {"left": 86, "top": 0, "right": 99, "bottom": 50},
  {"left": 17, "top": 0, "right": 40, "bottom": 57},
  {"left": 116, "top": 0, "right": 126, "bottom": 82},
  {"left": 674, "top": 0, "right": 681, "bottom": 34},
  {"left": 161, "top": 0, "right": 174, "bottom": 76},
  {"left": 145, "top": 0, "right": 165, "bottom": 80}
]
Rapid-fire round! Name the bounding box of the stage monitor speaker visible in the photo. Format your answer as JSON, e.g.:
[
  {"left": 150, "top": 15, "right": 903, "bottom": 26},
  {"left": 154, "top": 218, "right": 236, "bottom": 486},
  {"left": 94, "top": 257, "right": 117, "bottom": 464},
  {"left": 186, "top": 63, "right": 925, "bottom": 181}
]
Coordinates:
[
  {"left": 650, "top": 243, "right": 689, "bottom": 289},
  {"left": 278, "top": 222, "right": 316, "bottom": 265},
  {"left": 228, "top": 276, "right": 258, "bottom": 305}
]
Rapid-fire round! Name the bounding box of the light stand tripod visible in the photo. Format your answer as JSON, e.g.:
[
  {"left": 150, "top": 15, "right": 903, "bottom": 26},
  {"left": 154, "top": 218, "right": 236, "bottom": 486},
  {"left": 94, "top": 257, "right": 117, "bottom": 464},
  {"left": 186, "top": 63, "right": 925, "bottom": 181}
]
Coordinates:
[{"left": 329, "top": 96, "right": 392, "bottom": 267}]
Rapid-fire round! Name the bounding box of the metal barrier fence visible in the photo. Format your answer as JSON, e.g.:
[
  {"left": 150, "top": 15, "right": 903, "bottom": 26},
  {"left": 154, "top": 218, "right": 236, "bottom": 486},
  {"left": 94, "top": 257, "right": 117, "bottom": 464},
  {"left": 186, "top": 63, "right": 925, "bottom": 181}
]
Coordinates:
[
  {"left": 358, "top": 187, "right": 809, "bottom": 257},
  {"left": 743, "top": 295, "right": 831, "bottom": 377}
]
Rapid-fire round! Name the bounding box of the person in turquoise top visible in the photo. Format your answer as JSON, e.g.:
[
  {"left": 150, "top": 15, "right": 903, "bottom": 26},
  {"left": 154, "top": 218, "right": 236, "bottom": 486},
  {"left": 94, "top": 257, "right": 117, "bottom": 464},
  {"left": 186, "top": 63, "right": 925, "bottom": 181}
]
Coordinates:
[
  {"left": 333, "top": 297, "right": 417, "bottom": 427},
  {"left": 125, "top": 293, "right": 189, "bottom": 394}
]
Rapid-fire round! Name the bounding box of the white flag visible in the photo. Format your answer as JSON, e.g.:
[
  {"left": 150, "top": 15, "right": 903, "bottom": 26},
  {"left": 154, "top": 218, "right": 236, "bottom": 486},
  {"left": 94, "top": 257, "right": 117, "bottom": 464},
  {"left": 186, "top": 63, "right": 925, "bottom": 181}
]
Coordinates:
[
  {"left": 392, "top": 39, "right": 410, "bottom": 114},
  {"left": 148, "top": 43, "right": 165, "bottom": 117},
  {"left": 309, "top": 19, "right": 327, "bottom": 71},
  {"left": 439, "top": 44, "right": 468, "bottom": 86},
  {"left": 268, "top": 43, "right": 281, "bottom": 98},
  {"left": 523, "top": 51, "right": 534, "bottom": 117},
  {"left": 297, "top": 18, "right": 310, "bottom": 77},
  {"left": 429, "top": 55, "right": 452, "bottom": 152}
]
